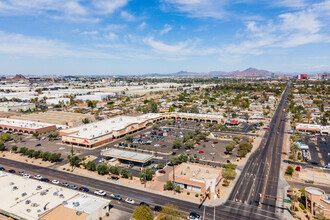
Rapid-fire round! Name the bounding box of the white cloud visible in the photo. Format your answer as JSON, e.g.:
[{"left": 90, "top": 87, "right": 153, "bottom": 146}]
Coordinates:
[
  {"left": 102, "top": 24, "right": 126, "bottom": 32},
  {"left": 272, "top": 0, "right": 306, "bottom": 9},
  {"left": 226, "top": 1, "right": 330, "bottom": 55},
  {"left": 137, "top": 22, "right": 147, "bottom": 30},
  {"left": 159, "top": 24, "right": 172, "bottom": 35},
  {"left": 81, "top": 31, "right": 98, "bottom": 35},
  {"left": 144, "top": 37, "right": 190, "bottom": 54},
  {"left": 104, "top": 32, "right": 118, "bottom": 41},
  {"left": 0, "top": 30, "right": 118, "bottom": 59},
  {"left": 92, "top": 0, "right": 129, "bottom": 15},
  {"left": 0, "top": 0, "right": 88, "bottom": 18},
  {"left": 163, "top": 0, "right": 228, "bottom": 19},
  {"left": 120, "top": 10, "right": 135, "bottom": 21}
]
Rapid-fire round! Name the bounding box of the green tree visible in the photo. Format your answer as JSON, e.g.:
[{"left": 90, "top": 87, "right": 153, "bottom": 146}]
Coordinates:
[
  {"left": 184, "top": 141, "right": 194, "bottom": 149},
  {"left": 11, "top": 145, "right": 18, "bottom": 152},
  {"left": 225, "top": 144, "right": 235, "bottom": 154},
  {"left": 139, "top": 168, "right": 155, "bottom": 182},
  {"left": 163, "top": 180, "right": 174, "bottom": 191},
  {"left": 0, "top": 133, "right": 12, "bottom": 142},
  {"left": 132, "top": 205, "right": 154, "bottom": 220},
  {"left": 286, "top": 166, "right": 294, "bottom": 176},
  {"left": 32, "top": 132, "right": 39, "bottom": 139},
  {"left": 120, "top": 168, "right": 130, "bottom": 178},
  {"left": 85, "top": 161, "right": 96, "bottom": 171},
  {"left": 32, "top": 150, "right": 42, "bottom": 159},
  {"left": 222, "top": 168, "right": 237, "bottom": 179},
  {"left": 168, "top": 106, "right": 175, "bottom": 112},
  {"left": 67, "top": 155, "right": 82, "bottom": 167},
  {"left": 82, "top": 118, "right": 90, "bottom": 124},
  {"left": 160, "top": 204, "right": 179, "bottom": 219},
  {"left": 96, "top": 164, "right": 109, "bottom": 175},
  {"left": 233, "top": 136, "right": 241, "bottom": 144},
  {"left": 172, "top": 139, "right": 182, "bottom": 149},
  {"left": 109, "top": 166, "right": 120, "bottom": 175}
]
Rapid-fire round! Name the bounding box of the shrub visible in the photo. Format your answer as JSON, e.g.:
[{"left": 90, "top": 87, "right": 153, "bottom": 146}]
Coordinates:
[
  {"left": 295, "top": 206, "right": 299, "bottom": 212},
  {"left": 11, "top": 145, "right": 18, "bottom": 152},
  {"left": 286, "top": 166, "right": 294, "bottom": 176},
  {"left": 187, "top": 192, "right": 190, "bottom": 195},
  {"left": 195, "top": 194, "right": 199, "bottom": 197},
  {"left": 299, "top": 203, "right": 305, "bottom": 210}
]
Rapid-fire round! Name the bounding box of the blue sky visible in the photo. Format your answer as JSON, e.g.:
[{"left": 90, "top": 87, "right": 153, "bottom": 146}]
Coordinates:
[{"left": 0, "top": 0, "right": 330, "bottom": 75}]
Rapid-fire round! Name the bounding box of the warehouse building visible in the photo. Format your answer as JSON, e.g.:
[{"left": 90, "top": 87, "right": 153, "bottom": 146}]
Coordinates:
[
  {"left": 60, "top": 113, "right": 164, "bottom": 148},
  {"left": 0, "top": 102, "right": 35, "bottom": 112},
  {"left": 0, "top": 118, "right": 56, "bottom": 134},
  {"left": 168, "top": 163, "right": 222, "bottom": 199},
  {"left": 164, "top": 113, "right": 223, "bottom": 123},
  {"left": 11, "top": 111, "right": 94, "bottom": 128}
]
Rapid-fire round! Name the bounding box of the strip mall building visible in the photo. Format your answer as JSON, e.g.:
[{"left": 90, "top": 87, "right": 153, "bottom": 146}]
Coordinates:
[{"left": 60, "top": 113, "right": 226, "bottom": 148}]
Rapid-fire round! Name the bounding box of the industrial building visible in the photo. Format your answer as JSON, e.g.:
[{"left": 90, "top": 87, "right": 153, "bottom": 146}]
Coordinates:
[
  {"left": 168, "top": 163, "right": 222, "bottom": 198},
  {"left": 60, "top": 113, "right": 164, "bottom": 148},
  {"left": 0, "top": 102, "right": 35, "bottom": 112},
  {"left": 75, "top": 92, "right": 116, "bottom": 101},
  {"left": 0, "top": 118, "right": 56, "bottom": 134},
  {"left": 305, "top": 187, "right": 330, "bottom": 218},
  {"left": 11, "top": 111, "right": 94, "bottom": 128},
  {"left": 0, "top": 171, "right": 111, "bottom": 220}
]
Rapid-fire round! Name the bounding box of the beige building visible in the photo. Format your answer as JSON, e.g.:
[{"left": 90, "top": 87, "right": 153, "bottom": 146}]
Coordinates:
[
  {"left": 60, "top": 113, "right": 165, "bottom": 148},
  {"left": 306, "top": 187, "right": 330, "bottom": 218},
  {"left": 0, "top": 102, "right": 35, "bottom": 112},
  {"left": 168, "top": 163, "right": 222, "bottom": 198},
  {"left": 11, "top": 111, "right": 94, "bottom": 127}
]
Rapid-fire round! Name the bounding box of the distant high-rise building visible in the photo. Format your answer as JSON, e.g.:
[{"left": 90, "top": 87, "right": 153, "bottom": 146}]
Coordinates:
[{"left": 296, "top": 74, "right": 308, "bottom": 80}]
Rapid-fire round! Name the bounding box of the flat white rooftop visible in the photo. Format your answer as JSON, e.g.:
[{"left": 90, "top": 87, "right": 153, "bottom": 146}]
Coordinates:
[
  {"left": 63, "top": 113, "right": 161, "bottom": 139},
  {"left": 174, "top": 113, "right": 223, "bottom": 119},
  {"left": 101, "top": 148, "right": 153, "bottom": 163},
  {"left": 306, "top": 188, "right": 325, "bottom": 196},
  {"left": 0, "top": 118, "right": 55, "bottom": 129},
  {"left": 0, "top": 102, "right": 34, "bottom": 107},
  {"left": 65, "top": 194, "right": 108, "bottom": 214}
]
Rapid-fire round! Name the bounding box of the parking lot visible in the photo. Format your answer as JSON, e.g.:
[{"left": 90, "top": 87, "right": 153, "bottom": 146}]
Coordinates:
[{"left": 304, "top": 135, "right": 330, "bottom": 166}]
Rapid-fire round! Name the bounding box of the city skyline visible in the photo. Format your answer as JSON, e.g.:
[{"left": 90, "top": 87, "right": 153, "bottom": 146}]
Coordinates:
[{"left": 0, "top": 0, "right": 330, "bottom": 75}]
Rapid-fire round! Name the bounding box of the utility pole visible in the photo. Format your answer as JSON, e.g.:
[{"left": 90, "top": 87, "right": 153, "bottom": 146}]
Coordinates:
[
  {"left": 144, "top": 166, "right": 146, "bottom": 188},
  {"left": 213, "top": 206, "right": 216, "bottom": 220},
  {"left": 173, "top": 163, "right": 176, "bottom": 195}
]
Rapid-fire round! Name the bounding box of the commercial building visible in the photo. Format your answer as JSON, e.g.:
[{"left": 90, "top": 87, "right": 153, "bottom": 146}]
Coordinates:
[
  {"left": 168, "top": 163, "right": 222, "bottom": 198},
  {"left": 305, "top": 187, "right": 330, "bottom": 218},
  {"left": 11, "top": 111, "right": 94, "bottom": 128},
  {"left": 296, "top": 74, "right": 308, "bottom": 80},
  {"left": 60, "top": 113, "right": 164, "bottom": 148},
  {"left": 164, "top": 113, "right": 223, "bottom": 124},
  {"left": 295, "top": 123, "right": 330, "bottom": 135},
  {"left": 0, "top": 172, "right": 111, "bottom": 220},
  {"left": 0, "top": 102, "right": 35, "bottom": 112},
  {"left": 40, "top": 194, "right": 110, "bottom": 220},
  {"left": 0, "top": 118, "right": 56, "bottom": 134},
  {"left": 75, "top": 92, "right": 116, "bottom": 101},
  {"left": 101, "top": 148, "right": 153, "bottom": 166},
  {"left": 46, "top": 98, "right": 71, "bottom": 106}
]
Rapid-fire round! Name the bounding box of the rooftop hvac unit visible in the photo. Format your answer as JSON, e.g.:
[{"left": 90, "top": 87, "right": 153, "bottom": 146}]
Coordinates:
[
  {"left": 197, "top": 169, "right": 201, "bottom": 172},
  {"left": 206, "top": 170, "right": 209, "bottom": 173},
  {"left": 187, "top": 166, "right": 190, "bottom": 169},
  {"left": 73, "top": 202, "right": 80, "bottom": 207},
  {"left": 192, "top": 173, "right": 195, "bottom": 177},
  {"left": 83, "top": 128, "right": 87, "bottom": 131},
  {"left": 94, "top": 125, "right": 97, "bottom": 128},
  {"left": 181, "top": 171, "right": 186, "bottom": 175}
]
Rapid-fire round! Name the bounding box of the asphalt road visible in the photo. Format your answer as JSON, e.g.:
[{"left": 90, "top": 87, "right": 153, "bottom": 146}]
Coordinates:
[{"left": 226, "top": 82, "right": 291, "bottom": 219}]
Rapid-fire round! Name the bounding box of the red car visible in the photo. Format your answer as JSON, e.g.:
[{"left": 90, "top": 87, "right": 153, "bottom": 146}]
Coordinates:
[
  {"left": 158, "top": 170, "right": 166, "bottom": 174},
  {"left": 213, "top": 142, "right": 218, "bottom": 144},
  {"left": 199, "top": 151, "right": 204, "bottom": 154}
]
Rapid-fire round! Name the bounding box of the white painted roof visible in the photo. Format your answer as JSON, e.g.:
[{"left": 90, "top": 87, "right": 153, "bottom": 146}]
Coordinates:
[
  {"left": 0, "top": 118, "right": 54, "bottom": 129},
  {"left": 63, "top": 113, "right": 161, "bottom": 139},
  {"left": 65, "top": 194, "right": 108, "bottom": 214},
  {"left": 101, "top": 148, "right": 153, "bottom": 163}
]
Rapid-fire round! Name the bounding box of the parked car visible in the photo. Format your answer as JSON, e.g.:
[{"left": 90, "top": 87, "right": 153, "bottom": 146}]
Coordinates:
[
  {"left": 125, "top": 198, "right": 135, "bottom": 204},
  {"left": 40, "top": 178, "right": 50, "bottom": 182},
  {"left": 35, "top": 143, "right": 41, "bottom": 147},
  {"left": 94, "top": 190, "right": 107, "bottom": 196},
  {"left": 34, "top": 175, "right": 43, "bottom": 180},
  {"left": 188, "top": 212, "right": 201, "bottom": 220},
  {"left": 18, "top": 170, "right": 25, "bottom": 175},
  {"left": 8, "top": 169, "right": 16, "bottom": 173},
  {"left": 139, "top": 202, "right": 150, "bottom": 207},
  {"left": 158, "top": 170, "right": 166, "bottom": 174},
  {"left": 62, "top": 182, "right": 69, "bottom": 187},
  {"left": 154, "top": 205, "right": 162, "bottom": 212},
  {"left": 198, "top": 151, "right": 204, "bottom": 154},
  {"left": 23, "top": 174, "right": 31, "bottom": 178},
  {"left": 52, "top": 180, "right": 59, "bottom": 184},
  {"left": 70, "top": 185, "right": 78, "bottom": 190},
  {"left": 0, "top": 167, "right": 5, "bottom": 171},
  {"left": 79, "top": 187, "right": 89, "bottom": 192},
  {"left": 111, "top": 194, "right": 122, "bottom": 200}
]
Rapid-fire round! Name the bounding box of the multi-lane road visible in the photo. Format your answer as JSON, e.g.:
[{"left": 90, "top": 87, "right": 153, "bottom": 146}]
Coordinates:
[{"left": 0, "top": 83, "right": 291, "bottom": 220}]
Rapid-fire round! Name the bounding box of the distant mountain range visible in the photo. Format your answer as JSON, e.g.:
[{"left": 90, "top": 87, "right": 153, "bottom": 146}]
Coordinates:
[
  {"left": 0, "top": 74, "right": 28, "bottom": 81},
  {"left": 142, "top": 67, "right": 274, "bottom": 77}
]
